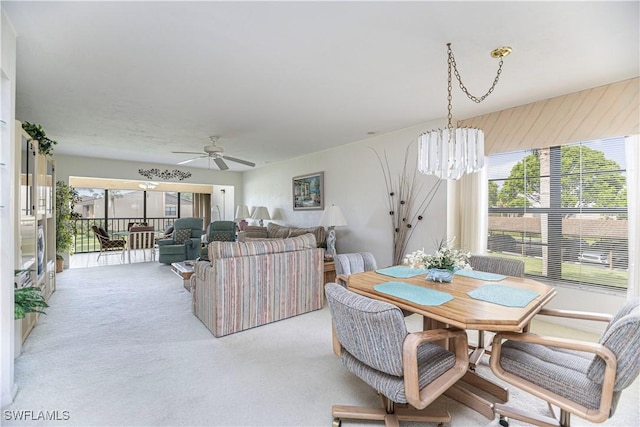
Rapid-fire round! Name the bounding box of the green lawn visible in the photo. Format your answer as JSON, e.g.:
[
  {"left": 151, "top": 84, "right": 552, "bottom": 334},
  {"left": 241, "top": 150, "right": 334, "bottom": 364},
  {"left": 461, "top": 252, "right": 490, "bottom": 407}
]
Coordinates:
[{"left": 491, "top": 253, "right": 627, "bottom": 289}]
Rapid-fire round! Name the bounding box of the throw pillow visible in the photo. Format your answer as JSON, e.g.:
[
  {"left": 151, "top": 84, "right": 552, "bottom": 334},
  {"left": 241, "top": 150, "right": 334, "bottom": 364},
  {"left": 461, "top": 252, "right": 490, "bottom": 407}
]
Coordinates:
[
  {"left": 267, "top": 223, "right": 290, "bottom": 239},
  {"left": 164, "top": 225, "right": 174, "bottom": 236},
  {"left": 174, "top": 229, "right": 192, "bottom": 244},
  {"left": 287, "top": 228, "right": 311, "bottom": 238}
]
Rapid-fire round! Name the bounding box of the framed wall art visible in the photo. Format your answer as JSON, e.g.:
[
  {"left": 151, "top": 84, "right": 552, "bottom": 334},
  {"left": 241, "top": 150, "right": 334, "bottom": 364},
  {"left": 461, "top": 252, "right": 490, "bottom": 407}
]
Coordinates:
[{"left": 292, "top": 171, "right": 324, "bottom": 211}]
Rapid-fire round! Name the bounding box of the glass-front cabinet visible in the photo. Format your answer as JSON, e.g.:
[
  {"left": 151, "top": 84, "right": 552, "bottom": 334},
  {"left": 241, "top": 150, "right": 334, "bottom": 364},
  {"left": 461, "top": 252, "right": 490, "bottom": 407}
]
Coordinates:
[{"left": 14, "top": 122, "right": 56, "bottom": 349}]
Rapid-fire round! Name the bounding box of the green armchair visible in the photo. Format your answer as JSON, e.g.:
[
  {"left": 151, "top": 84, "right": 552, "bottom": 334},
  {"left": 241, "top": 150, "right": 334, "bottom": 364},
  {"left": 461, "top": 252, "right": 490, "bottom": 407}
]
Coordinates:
[
  {"left": 157, "top": 217, "right": 204, "bottom": 264},
  {"left": 200, "top": 221, "right": 236, "bottom": 259}
]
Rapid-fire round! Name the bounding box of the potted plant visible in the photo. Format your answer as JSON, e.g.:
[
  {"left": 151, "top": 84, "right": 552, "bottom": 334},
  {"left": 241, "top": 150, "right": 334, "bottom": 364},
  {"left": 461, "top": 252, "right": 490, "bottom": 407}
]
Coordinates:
[
  {"left": 405, "top": 238, "right": 471, "bottom": 283},
  {"left": 55, "top": 181, "right": 81, "bottom": 272},
  {"left": 14, "top": 283, "right": 49, "bottom": 320},
  {"left": 22, "top": 121, "right": 57, "bottom": 156}
]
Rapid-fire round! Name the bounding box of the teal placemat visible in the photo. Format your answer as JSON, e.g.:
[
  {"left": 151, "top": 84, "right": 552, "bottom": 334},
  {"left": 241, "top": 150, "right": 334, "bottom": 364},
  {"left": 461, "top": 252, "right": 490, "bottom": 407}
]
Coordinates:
[
  {"left": 374, "top": 281, "right": 453, "bottom": 306},
  {"left": 467, "top": 285, "right": 539, "bottom": 307},
  {"left": 455, "top": 269, "right": 507, "bottom": 281},
  {"left": 376, "top": 265, "right": 429, "bottom": 278}
]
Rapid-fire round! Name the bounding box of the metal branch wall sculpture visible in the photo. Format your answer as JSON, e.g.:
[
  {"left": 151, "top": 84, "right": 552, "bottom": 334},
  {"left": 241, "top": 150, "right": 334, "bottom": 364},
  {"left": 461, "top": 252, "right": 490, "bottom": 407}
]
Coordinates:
[{"left": 138, "top": 169, "right": 192, "bottom": 181}]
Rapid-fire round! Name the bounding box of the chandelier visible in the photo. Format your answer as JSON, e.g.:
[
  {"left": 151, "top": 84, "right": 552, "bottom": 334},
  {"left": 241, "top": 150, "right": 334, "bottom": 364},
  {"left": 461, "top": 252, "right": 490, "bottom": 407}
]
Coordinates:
[
  {"left": 418, "top": 43, "right": 512, "bottom": 180},
  {"left": 138, "top": 168, "right": 192, "bottom": 181}
]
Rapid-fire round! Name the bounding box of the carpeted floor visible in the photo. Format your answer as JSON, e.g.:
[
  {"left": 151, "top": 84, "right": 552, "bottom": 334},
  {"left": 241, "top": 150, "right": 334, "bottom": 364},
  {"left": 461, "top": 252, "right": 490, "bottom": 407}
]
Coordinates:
[{"left": 5, "top": 262, "right": 639, "bottom": 426}]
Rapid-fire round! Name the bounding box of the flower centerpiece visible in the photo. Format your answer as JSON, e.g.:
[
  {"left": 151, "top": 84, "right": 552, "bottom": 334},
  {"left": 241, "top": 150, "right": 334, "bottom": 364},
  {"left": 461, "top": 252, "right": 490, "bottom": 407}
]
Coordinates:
[{"left": 406, "top": 239, "right": 470, "bottom": 283}]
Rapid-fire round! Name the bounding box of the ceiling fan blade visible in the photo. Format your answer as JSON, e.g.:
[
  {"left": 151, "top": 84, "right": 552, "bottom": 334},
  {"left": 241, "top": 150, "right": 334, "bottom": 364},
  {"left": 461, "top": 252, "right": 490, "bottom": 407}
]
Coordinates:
[
  {"left": 171, "top": 151, "right": 204, "bottom": 154},
  {"left": 222, "top": 155, "right": 256, "bottom": 167},
  {"left": 214, "top": 157, "right": 229, "bottom": 170},
  {"left": 177, "top": 155, "right": 206, "bottom": 165}
]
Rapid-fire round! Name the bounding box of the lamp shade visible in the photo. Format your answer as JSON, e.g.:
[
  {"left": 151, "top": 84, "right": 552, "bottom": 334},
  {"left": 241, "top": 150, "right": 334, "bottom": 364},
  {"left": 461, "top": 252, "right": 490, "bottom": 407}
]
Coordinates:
[
  {"left": 235, "top": 205, "right": 250, "bottom": 220},
  {"left": 250, "top": 206, "right": 271, "bottom": 221},
  {"left": 319, "top": 204, "right": 347, "bottom": 227}
]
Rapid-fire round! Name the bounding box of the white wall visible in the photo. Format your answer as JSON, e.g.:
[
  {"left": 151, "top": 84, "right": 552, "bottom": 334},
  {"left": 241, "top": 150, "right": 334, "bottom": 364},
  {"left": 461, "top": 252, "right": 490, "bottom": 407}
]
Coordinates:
[
  {"left": 242, "top": 119, "right": 629, "bottom": 334},
  {"left": 1, "top": 8, "right": 18, "bottom": 407},
  {"left": 242, "top": 120, "right": 448, "bottom": 267},
  {"left": 542, "top": 287, "right": 627, "bottom": 335}
]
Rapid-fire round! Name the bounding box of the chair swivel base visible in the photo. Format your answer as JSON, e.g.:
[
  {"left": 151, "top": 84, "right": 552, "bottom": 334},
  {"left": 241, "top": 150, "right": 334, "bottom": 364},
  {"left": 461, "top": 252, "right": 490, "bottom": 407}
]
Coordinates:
[
  {"left": 493, "top": 402, "right": 570, "bottom": 427},
  {"left": 332, "top": 401, "right": 450, "bottom": 427}
]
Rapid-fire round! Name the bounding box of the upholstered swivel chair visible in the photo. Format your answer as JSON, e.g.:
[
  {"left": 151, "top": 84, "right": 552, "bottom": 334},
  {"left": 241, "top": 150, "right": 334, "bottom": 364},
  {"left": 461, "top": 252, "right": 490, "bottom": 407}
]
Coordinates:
[
  {"left": 490, "top": 297, "right": 640, "bottom": 427},
  {"left": 200, "top": 220, "right": 236, "bottom": 259},
  {"left": 330, "top": 252, "right": 382, "bottom": 354},
  {"left": 91, "top": 225, "right": 126, "bottom": 262},
  {"left": 467, "top": 255, "right": 525, "bottom": 369},
  {"left": 326, "top": 283, "right": 469, "bottom": 427},
  {"left": 157, "top": 217, "right": 204, "bottom": 264},
  {"left": 334, "top": 252, "right": 378, "bottom": 286}
]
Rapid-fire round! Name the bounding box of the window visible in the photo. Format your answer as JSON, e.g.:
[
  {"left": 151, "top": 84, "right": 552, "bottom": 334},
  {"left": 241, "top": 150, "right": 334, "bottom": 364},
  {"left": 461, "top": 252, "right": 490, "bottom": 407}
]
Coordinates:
[
  {"left": 165, "top": 206, "right": 176, "bottom": 216},
  {"left": 487, "top": 137, "right": 628, "bottom": 289}
]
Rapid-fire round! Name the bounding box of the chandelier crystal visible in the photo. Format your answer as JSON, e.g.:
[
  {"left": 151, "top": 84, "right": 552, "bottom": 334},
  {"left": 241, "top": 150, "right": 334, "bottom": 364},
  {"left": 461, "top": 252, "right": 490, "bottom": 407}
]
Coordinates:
[{"left": 418, "top": 43, "right": 511, "bottom": 180}]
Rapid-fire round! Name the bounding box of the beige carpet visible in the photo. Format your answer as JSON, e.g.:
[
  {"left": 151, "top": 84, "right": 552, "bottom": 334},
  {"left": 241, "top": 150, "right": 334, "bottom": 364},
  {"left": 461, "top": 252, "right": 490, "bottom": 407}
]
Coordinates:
[{"left": 4, "top": 262, "right": 639, "bottom": 426}]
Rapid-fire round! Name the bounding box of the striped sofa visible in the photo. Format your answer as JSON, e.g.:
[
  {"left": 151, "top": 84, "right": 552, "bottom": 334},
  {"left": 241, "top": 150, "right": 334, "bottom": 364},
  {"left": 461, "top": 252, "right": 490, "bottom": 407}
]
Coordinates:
[{"left": 192, "top": 233, "right": 324, "bottom": 337}]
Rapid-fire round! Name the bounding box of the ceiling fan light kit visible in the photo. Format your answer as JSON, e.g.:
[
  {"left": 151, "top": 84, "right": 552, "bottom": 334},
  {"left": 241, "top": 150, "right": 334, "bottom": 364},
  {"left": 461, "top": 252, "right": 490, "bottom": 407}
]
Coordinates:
[
  {"left": 418, "top": 43, "right": 511, "bottom": 180},
  {"left": 172, "top": 136, "right": 256, "bottom": 170}
]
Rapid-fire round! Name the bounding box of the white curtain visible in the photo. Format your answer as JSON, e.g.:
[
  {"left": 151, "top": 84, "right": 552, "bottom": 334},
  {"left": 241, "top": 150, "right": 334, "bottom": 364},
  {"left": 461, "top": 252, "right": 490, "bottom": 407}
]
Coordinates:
[
  {"left": 625, "top": 135, "right": 639, "bottom": 299},
  {"left": 448, "top": 166, "right": 488, "bottom": 255}
]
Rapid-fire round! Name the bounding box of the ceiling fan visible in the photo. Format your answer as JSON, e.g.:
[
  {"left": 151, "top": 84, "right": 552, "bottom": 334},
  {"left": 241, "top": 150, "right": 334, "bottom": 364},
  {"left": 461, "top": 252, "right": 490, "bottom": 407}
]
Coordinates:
[{"left": 171, "top": 136, "right": 256, "bottom": 170}]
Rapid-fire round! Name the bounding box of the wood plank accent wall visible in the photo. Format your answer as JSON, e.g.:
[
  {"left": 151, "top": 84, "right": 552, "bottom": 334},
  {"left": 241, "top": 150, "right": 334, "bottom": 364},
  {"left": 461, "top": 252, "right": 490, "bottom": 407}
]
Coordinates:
[{"left": 459, "top": 78, "right": 639, "bottom": 155}]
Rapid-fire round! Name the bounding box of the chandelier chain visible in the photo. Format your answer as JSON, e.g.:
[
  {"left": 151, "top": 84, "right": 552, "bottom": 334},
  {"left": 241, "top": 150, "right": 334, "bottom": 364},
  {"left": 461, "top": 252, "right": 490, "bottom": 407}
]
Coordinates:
[
  {"left": 447, "top": 49, "right": 453, "bottom": 132},
  {"left": 447, "top": 43, "right": 505, "bottom": 104}
]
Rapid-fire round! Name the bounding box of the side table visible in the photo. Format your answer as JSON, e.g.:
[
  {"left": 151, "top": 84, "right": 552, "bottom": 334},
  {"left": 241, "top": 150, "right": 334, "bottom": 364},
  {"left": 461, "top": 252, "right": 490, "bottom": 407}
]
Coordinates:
[
  {"left": 171, "top": 261, "right": 195, "bottom": 291},
  {"left": 324, "top": 260, "right": 336, "bottom": 284}
]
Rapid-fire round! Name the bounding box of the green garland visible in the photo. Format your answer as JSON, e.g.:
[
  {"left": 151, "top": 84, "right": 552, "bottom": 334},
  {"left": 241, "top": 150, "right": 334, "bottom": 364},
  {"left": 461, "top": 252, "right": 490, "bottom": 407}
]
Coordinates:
[{"left": 22, "top": 121, "right": 57, "bottom": 156}]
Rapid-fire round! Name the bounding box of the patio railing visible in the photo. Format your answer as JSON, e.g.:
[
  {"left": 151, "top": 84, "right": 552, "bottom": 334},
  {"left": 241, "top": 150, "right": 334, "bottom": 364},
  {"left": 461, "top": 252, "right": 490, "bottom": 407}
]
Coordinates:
[{"left": 72, "top": 217, "right": 179, "bottom": 253}]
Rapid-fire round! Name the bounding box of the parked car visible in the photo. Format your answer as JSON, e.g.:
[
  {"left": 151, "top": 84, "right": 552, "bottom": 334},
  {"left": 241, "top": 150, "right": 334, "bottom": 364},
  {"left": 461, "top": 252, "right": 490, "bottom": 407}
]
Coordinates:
[
  {"left": 578, "top": 251, "right": 610, "bottom": 265},
  {"left": 562, "top": 238, "right": 589, "bottom": 262}
]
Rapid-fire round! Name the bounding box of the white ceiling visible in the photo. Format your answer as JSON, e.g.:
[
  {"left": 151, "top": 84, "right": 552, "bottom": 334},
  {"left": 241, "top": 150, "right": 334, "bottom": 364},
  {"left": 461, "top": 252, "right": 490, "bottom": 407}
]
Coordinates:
[{"left": 3, "top": 1, "right": 639, "bottom": 171}]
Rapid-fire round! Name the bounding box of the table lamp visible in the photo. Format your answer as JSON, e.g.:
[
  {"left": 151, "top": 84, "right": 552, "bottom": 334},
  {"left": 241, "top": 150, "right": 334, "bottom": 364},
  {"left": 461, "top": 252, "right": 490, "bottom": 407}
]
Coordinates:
[
  {"left": 251, "top": 206, "right": 271, "bottom": 227},
  {"left": 319, "top": 204, "right": 347, "bottom": 259},
  {"left": 235, "top": 205, "right": 250, "bottom": 230}
]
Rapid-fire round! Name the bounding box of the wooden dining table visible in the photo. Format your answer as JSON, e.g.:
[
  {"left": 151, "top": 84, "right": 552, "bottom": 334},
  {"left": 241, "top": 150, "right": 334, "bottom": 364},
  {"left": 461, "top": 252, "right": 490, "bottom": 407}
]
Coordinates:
[{"left": 346, "top": 267, "right": 556, "bottom": 419}]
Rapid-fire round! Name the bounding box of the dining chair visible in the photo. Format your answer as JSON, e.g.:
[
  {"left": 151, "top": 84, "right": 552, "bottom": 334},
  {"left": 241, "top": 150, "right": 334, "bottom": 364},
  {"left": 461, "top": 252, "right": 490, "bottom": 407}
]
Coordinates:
[
  {"left": 326, "top": 283, "right": 469, "bottom": 427},
  {"left": 331, "top": 252, "right": 385, "bottom": 355},
  {"left": 467, "top": 255, "right": 525, "bottom": 369},
  {"left": 490, "top": 297, "right": 640, "bottom": 427},
  {"left": 128, "top": 225, "right": 156, "bottom": 263},
  {"left": 334, "top": 252, "right": 378, "bottom": 286}
]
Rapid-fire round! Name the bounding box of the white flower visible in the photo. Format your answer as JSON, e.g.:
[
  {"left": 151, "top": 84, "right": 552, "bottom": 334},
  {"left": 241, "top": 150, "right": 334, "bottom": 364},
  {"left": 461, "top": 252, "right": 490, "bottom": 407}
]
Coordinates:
[{"left": 406, "top": 239, "right": 470, "bottom": 271}]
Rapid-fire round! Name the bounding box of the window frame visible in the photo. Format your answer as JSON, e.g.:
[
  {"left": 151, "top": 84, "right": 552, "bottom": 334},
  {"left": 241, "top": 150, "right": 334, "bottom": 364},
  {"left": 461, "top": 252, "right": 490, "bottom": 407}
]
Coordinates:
[{"left": 487, "top": 141, "right": 628, "bottom": 291}]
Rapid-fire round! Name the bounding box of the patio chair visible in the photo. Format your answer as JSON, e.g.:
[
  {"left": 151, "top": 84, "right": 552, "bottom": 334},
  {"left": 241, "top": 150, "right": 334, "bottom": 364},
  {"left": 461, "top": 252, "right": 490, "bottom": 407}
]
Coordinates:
[
  {"left": 127, "top": 221, "right": 148, "bottom": 230},
  {"left": 128, "top": 225, "right": 156, "bottom": 263},
  {"left": 157, "top": 217, "right": 204, "bottom": 264},
  {"left": 326, "top": 283, "right": 469, "bottom": 427},
  {"left": 490, "top": 297, "right": 640, "bottom": 426},
  {"left": 91, "top": 225, "right": 126, "bottom": 262}
]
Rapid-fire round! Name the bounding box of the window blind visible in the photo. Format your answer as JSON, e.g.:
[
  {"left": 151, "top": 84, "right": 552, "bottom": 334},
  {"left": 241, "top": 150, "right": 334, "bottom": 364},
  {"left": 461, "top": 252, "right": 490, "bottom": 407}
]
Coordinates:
[{"left": 487, "top": 136, "right": 628, "bottom": 289}]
